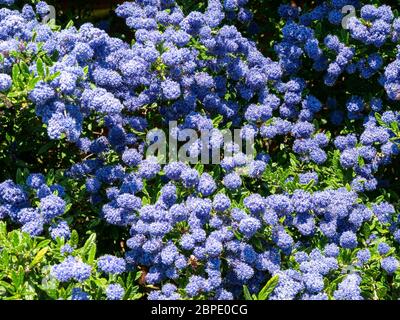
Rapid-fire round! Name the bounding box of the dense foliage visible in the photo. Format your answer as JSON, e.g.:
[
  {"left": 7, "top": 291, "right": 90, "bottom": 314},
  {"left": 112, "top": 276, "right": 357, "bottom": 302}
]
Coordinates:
[{"left": 1, "top": 0, "right": 400, "bottom": 300}]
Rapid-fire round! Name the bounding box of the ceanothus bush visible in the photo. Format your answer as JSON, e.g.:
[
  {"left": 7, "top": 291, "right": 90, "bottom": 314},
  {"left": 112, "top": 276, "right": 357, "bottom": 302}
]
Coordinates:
[{"left": 0, "top": 0, "right": 399, "bottom": 300}]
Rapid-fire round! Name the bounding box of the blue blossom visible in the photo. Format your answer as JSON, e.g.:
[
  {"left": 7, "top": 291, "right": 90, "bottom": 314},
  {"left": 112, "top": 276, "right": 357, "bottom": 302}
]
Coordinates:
[
  {"left": 49, "top": 220, "right": 70, "bottom": 240},
  {"left": 162, "top": 79, "right": 181, "bottom": 100},
  {"left": 160, "top": 183, "right": 177, "bottom": 207},
  {"left": 26, "top": 174, "right": 46, "bottom": 189},
  {"left": 40, "top": 194, "right": 66, "bottom": 222},
  {"left": 272, "top": 228, "right": 294, "bottom": 252},
  {"left": 222, "top": 172, "right": 242, "bottom": 190},
  {"left": 138, "top": 157, "right": 161, "bottom": 180},
  {"left": 85, "top": 178, "right": 101, "bottom": 194},
  {"left": 270, "top": 270, "right": 304, "bottom": 300},
  {"left": 97, "top": 255, "right": 126, "bottom": 275},
  {"left": 247, "top": 160, "right": 266, "bottom": 179},
  {"left": 340, "top": 148, "right": 359, "bottom": 169},
  {"left": 303, "top": 272, "right": 324, "bottom": 294},
  {"left": 197, "top": 173, "right": 216, "bottom": 196},
  {"left": 333, "top": 274, "right": 363, "bottom": 300},
  {"left": 185, "top": 275, "right": 207, "bottom": 297},
  {"left": 61, "top": 244, "right": 74, "bottom": 255},
  {"left": 213, "top": 193, "right": 231, "bottom": 212},
  {"left": 394, "top": 229, "right": 400, "bottom": 244},
  {"left": 291, "top": 190, "right": 312, "bottom": 214},
  {"left": 232, "top": 261, "right": 254, "bottom": 282},
  {"left": 51, "top": 256, "right": 92, "bottom": 282},
  {"left": 377, "top": 243, "right": 391, "bottom": 256},
  {"left": 239, "top": 217, "right": 261, "bottom": 238},
  {"left": 0, "top": 0, "right": 15, "bottom": 6},
  {"left": 29, "top": 82, "right": 56, "bottom": 106},
  {"left": 346, "top": 96, "right": 364, "bottom": 114},
  {"left": 356, "top": 249, "right": 371, "bottom": 265},
  {"left": 21, "top": 219, "right": 44, "bottom": 237},
  {"left": 244, "top": 194, "right": 265, "bottom": 214},
  {"left": 106, "top": 284, "right": 125, "bottom": 300},
  {"left": 381, "top": 257, "right": 399, "bottom": 274},
  {"left": 164, "top": 162, "right": 185, "bottom": 181},
  {"left": 0, "top": 180, "right": 27, "bottom": 205},
  {"left": 36, "top": 1, "right": 50, "bottom": 17},
  {"left": 161, "top": 283, "right": 178, "bottom": 298},
  {"left": 71, "top": 288, "right": 90, "bottom": 300},
  {"left": 205, "top": 237, "right": 223, "bottom": 257},
  {"left": 299, "top": 172, "right": 318, "bottom": 185},
  {"left": 181, "top": 167, "right": 199, "bottom": 188},
  {"left": 2, "top": 0, "right": 400, "bottom": 301},
  {"left": 180, "top": 234, "right": 195, "bottom": 250},
  {"left": 0, "top": 73, "right": 12, "bottom": 92},
  {"left": 339, "top": 231, "right": 358, "bottom": 249},
  {"left": 372, "top": 202, "right": 395, "bottom": 224},
  {"left": 122, "top": 149, "right": 142, "bottom": 167}
]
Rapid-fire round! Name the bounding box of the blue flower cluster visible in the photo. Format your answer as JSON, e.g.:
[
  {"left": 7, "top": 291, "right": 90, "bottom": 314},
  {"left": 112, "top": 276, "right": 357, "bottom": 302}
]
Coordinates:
[
  {"left": 0, "top": 0, "right": 400, "bottom": 300},
  {"left": 0, "top": 73, "right": 12, "bottom": 91},
  {"left": 0, "top": 174, "right": 67, "bottom": 238},
  {"left": 51, "top": 256, "right": 92, "bottom": 282}
]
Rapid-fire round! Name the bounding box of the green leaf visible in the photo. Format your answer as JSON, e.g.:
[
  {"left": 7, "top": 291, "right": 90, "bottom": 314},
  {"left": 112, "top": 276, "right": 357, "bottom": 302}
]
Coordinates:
[
  {"left": 66, "top": 20, "right": 74, "bottom": 29},
  {"left": 82, "top": 233, "right": 96, "bottom": 257},
  {"left": 36, "top": 239, "right": 51, "bottom": 250},
  {"left": 10, "top": 231, "right": 21, "bottom": 248},
  {"left": 243, "top": 285, "right": 253, "bottom": 300},
  {"left": 10, "top": 266, "right": 24, "bottom": 289},
  {"left": 257, "top": 275, "right": 279, "bottom": 300},
  {"left": 304, "top": 179, "right": 315, "bottom": 192},
  {"left": 87, "top": 243, "right": 97, "bottom": 265},
  {"left": 6, "top": 91, "right": 22, "bottom": 98},
  {"left": 0, "top": 221, "right": 7, "bottom": 239},
  {"left": 70, "top": 230, "right": 79, "bottom": 247},
  {"left": 15, "top": 168, "right": 27, "bottom": 185},
  {"left": 289, "top": 153, "right": 298, "bottom": 167},
  {"left": 12, "top": 64, "right": 20, "bottom": 86},
  {"left": 27, "top": 76, "right": 41, "bottom": 91},
  {"left": 357, "top": 155, "right": 365, "bottom": 167},
  {"left": 0, "top": 280, "right": 15, "bottom": 293},
  {"left": 375, "top": 112, "right": 384, "bottom": 127},
  {"left": 130, "top": 292, "right": 143, "bottom": 300},
  {"left": 83, "top": 66, "right": 89, "bottom": 75},
  {"left": 142, "top": 196, "right": 150, "bottom": 206},
  {"left": 47, "top": 71, "right": 61, "bottom": 81},
  {"left": 0, "top": 285, "right": 6, "bottom": 297},
  {"left": 1, "top": 250, "right": 10, "bottom": 266},
  {"left": 390, "top": 120, "right": 399, "bottom": 134},
  {"left": 36, "top": 58, "right": 45, "bottom": 78},
  {"left": 19, "top": 61, "right": 30, "bottom": 76},
  {"left": 30, "top": 247, "right": 49, "bottom": 268},
  {"left": 212, "top": 114, "right": 224, "bottom": 127}
]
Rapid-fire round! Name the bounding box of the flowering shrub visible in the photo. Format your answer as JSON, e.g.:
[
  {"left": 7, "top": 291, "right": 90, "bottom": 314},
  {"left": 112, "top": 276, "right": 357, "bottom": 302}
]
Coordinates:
[{"left": 0, "top": 0, "right": 400, "bottom": 300}]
